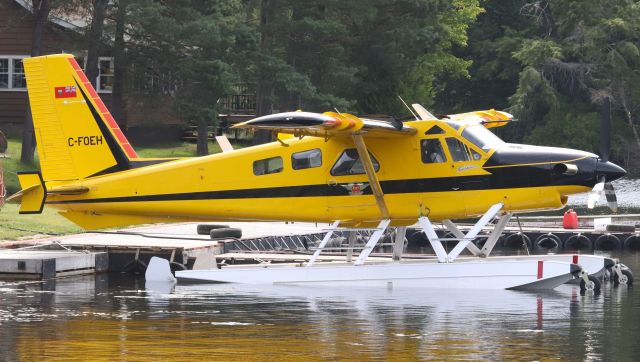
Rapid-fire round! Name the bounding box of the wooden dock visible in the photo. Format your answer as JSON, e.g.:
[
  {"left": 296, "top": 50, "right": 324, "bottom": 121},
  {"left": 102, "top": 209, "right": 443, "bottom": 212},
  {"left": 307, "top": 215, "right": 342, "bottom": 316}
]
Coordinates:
[
  {"left": 1, "top": 222, "right": 329, "bottom": 276},
  {"left": 0, "top": 249, "right": 107, "bottom": 280}
]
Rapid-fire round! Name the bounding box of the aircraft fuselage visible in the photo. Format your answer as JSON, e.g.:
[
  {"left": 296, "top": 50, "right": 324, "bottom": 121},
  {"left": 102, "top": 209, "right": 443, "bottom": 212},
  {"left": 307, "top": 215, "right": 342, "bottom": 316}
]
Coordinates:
[{"left": 43, "top": 119, "right": 625, "bottom": 228}]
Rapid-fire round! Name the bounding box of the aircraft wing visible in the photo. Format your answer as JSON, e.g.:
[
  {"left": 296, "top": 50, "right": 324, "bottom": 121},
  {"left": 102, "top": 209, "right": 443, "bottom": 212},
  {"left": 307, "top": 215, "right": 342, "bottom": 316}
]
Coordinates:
[{"left": 232, "top": 111, "right": 416, "bottom": 138}]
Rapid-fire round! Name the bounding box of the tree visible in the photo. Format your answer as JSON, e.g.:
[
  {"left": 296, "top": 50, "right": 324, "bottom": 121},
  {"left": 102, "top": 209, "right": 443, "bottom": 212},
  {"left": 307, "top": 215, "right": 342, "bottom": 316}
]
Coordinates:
[
  {"left": 111, "top": 0, "right": 128, "bottom": 125},
  {"left": 127, "top": 0, "right": 252, "bottom": 155},
  {"left": 85, "top": 0, "right": 109, "bottom": 89},
  {"left": 436, "top": 1, "right": 536, "bottom": 116},
  {"left": 21, "top": 0, "right": 52, "bottom": 164},
  {"left": 506, "top": 0, "right": 640, "bottom": 166},
  {"left": 246, "top": 0, "right": 482, "bottom": 118},
  {"left": 348, "top": 0, "right": 483, "bottom": 115}
]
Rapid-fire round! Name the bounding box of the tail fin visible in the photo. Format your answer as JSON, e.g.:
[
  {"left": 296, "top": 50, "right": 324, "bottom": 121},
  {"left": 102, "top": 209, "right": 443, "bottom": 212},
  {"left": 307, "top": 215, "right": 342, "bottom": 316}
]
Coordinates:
[{"left": 23, "top": 54, "right": 137, "bottom": 182}]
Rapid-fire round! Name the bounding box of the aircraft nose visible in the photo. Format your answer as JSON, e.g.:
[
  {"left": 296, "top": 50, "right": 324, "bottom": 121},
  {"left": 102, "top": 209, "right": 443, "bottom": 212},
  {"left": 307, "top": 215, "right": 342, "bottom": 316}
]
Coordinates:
[{"left": 596, "top": 160, "right": 626, "bottom": 182}]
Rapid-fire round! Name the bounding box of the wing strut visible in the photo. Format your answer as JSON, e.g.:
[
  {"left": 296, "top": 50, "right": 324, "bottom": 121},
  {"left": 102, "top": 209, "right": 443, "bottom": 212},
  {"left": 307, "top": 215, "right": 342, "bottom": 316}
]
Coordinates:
[{"left": 351, "top": 134, "right": 390, "bottom": 219}]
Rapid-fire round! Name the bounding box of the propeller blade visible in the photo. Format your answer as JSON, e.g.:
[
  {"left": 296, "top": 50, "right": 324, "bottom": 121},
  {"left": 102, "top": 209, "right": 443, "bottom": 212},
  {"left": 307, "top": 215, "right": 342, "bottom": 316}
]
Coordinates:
[
  {"left": 599, "top": 97, "right": 611, "bottom": 162},
  {"left": 604, "top": 182, "right": 618, "bottom": 212},
  {"left": 587, "top": 180, "right": 605, "bottom": 209}
]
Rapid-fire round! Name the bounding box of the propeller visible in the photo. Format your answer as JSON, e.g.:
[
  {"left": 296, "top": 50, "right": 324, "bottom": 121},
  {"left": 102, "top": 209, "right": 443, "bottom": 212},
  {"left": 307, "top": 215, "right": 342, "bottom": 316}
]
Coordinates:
[{"left": 587, "top": 97, "right": 619, "bottom": 212}]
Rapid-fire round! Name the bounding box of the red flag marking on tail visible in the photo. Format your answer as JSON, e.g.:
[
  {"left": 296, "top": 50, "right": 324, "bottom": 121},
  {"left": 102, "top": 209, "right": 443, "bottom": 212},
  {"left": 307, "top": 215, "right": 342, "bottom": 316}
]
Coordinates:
[{"left": 55, "top": 86, "right": 77, "bottom": 98}]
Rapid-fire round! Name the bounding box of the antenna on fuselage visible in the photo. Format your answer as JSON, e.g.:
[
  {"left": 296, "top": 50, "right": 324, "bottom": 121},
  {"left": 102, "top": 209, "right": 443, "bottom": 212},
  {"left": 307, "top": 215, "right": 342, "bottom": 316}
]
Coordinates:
[{"left": 398, "top": 96, "right": 419, "bottom": 121}]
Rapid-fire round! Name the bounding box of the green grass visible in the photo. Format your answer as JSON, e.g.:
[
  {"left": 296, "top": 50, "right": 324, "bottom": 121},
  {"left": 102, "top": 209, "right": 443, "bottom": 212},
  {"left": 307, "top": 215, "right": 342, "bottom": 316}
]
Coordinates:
[
  {"left": 2, "top": 138, "right": 39, "bottom": 195},
  {"left": 0, "top": 203, "right": 82, "bottom": 241}
]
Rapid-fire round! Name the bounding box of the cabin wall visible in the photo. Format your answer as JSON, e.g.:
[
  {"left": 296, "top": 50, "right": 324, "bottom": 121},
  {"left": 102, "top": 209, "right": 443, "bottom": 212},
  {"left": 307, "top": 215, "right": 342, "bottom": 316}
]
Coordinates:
[
  {"left": 0, "top": 1, "right": 80, "bottom": 128},
  {"left": 0, "top": 1, "right": 183, "bottom": 141}
]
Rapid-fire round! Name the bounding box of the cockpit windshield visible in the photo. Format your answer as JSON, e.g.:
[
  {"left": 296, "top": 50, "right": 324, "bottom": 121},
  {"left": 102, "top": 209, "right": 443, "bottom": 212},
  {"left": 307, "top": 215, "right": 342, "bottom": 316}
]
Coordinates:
[{"left": 461, "top": 124, "right": 504, "bottom": 151}]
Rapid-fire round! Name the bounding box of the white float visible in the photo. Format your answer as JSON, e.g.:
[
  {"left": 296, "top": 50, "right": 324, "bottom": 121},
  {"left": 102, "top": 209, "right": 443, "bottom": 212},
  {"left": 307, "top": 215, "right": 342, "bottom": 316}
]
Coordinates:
[
  {"left": 169, "top": 258, "right": 578, "bottom": 290},
  {"left": 146, "top": 204, "right": 624, "bottom": 291}
]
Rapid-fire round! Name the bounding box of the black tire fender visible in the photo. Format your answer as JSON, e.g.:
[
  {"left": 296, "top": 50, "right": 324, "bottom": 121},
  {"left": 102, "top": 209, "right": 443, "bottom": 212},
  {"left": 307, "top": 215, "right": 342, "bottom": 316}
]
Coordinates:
[
  {"left": 623, "top": 235, "right": 640, "bottom": 252},
  {"left": 534, "top": 233, "right": 561, "bottom": 251},
  {"left": 503, "top": 232, "right": 531, "bottom": 250},
  {"left": 197, "top": 224, "right": 231, "bottom": 235},
  {"left": 565, "top": 233, "right": 592, "bottom": 251},
  {"left": 210, "top": 227, "right": 243, "bottom": 239},
  {"left": 595, "top": 233, "right": 621, "bottom": 251}
]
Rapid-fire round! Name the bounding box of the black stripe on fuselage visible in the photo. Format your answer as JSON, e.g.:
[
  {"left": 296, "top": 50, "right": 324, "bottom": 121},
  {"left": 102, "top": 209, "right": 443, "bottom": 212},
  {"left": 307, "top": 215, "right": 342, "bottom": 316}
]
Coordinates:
[{"left": 46, "top": 160, "right": 596, "bottom": 205}]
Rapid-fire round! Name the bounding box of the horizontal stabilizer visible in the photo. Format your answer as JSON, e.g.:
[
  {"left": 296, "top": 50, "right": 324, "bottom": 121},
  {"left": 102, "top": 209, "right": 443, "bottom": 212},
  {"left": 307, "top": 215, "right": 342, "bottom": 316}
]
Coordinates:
[
  {"left": 448, "top": 109, "right": 514, "bottom": 128},
  {"left": 412, "top": 103, "right": 438, "bottom": 120},
  {"left": 15, "top": 172, "right": 47, "bottom": 214}
]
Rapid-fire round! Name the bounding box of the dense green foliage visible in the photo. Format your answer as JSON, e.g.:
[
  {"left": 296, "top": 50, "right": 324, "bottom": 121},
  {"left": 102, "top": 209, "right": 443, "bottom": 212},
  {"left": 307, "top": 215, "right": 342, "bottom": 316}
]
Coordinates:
[{"left": 98, "top": 0, "right": 640, "bottom": 168}]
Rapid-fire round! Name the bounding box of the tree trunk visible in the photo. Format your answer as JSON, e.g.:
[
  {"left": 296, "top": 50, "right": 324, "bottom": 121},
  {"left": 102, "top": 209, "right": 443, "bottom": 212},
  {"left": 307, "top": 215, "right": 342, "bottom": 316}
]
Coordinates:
[
  {"left": 196, "top": 118, "right": 209, "bottom": 156},
  {"left": 21, "top": 0, "right": 51, "bottom": 164},
  {"left": 615, "top": 91, "right": 640, "bottom": 151},
  {"left": 85, "top": 0, "right": 109, "bottom": 89},
  {"left": 111, "top": 0, "right": 128, "bottom": 126},
  {"left": 252, "top": 0, "right": 277, "bottom": 146},
  {"left": 622, "top": 105, "right": 640, "bottom": 150}
]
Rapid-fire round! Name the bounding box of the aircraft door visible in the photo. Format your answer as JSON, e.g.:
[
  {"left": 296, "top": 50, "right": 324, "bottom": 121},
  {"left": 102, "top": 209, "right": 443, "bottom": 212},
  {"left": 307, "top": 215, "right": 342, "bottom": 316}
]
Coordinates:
[
  {"left": 418, "top": 135, "right": 467, "bottom": 219},
  {"left": 326, "top": 147, "right": 379, "bottom": 220}
]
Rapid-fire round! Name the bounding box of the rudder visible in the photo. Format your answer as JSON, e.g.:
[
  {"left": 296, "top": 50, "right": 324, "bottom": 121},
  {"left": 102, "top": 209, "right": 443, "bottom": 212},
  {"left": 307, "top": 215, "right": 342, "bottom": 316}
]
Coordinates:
[{"left": 24, "top": 54, "right": 137, "bottom": 182}]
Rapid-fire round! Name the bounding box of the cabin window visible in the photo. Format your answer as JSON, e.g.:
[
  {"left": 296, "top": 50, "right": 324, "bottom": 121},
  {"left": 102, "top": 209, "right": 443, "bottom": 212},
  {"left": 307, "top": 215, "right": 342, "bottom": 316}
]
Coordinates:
[
  {"left": 421, "top": 139, "right": 447, "bottom": 164},
  {"left": 445, "top": 138, "right": 471, "bottom": 162},
  {"left": 425, "top": 125, "right": 445, "bottom": 135},
  {"left": 470, "top": 148, "right": 482, "bottom": 160},
  {"left": 461, "top": 124, "right": 504, "bottom": 150},
  {"left": 253, "top": 156, "right": 283, "bottom": 175},
  {"left": 0, "top": 56, "right": 27, "bottom": 90},
  {"left": 292, "top": 149, "right": 322, "bottom": 170},
  {"left": 331, "top": 149, "right": 380, "bottom": 176}
]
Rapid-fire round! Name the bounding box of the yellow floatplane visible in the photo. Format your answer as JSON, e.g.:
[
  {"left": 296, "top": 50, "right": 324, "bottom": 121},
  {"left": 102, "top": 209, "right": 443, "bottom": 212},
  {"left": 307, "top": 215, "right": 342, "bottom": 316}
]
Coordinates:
[{"left": 11, "top": 54, "right": 630, "bottom": 290}]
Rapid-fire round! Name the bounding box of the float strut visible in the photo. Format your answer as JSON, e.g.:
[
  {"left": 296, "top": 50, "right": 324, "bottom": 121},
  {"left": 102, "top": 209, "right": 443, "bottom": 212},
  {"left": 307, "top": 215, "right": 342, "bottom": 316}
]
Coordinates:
[
  {"left": 419, "top": 203, "right": 503, "bottom": 263},
  {"left": 345, "top": 230, "right": 357, "bottom": 262},
  {"left": 308, "top": 221, "right": 340, "bottom": 266},
  {"left": 447, "top": 203, "right": 504, "bottom": 261},
  {"left": 354, "top": 219, "right": 391, "bottom": 266},
  {"left": 480, "top": 212, "right": 512, "bottom": 257},
  {"left": 392, "top": 226, "right": 407, "bottom": 261},
  {"left": 442, "top": 220, "right": 481, "bottom": 256}
]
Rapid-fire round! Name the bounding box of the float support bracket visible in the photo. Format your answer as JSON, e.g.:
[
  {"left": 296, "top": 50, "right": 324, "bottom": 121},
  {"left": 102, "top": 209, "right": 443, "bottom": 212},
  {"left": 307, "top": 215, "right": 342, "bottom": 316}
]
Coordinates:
[{"left": 480, "top": 212, "right": 512, "bottom": 257}]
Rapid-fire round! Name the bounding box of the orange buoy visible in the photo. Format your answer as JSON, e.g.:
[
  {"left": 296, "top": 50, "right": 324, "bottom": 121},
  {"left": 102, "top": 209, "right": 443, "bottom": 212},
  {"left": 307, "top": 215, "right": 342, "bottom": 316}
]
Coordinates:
[{"left": 563, "top": 209, "right": 579, "bottom": 229}]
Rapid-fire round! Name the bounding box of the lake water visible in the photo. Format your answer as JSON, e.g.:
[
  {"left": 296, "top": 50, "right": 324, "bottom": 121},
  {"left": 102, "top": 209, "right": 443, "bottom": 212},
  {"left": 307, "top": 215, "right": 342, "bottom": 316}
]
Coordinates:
[
  {"left": 1, "top": 253, "right": 639, "bottom": 361},
  {"left": 568, "top": 178, "right": 640, "bottom": 213}
]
